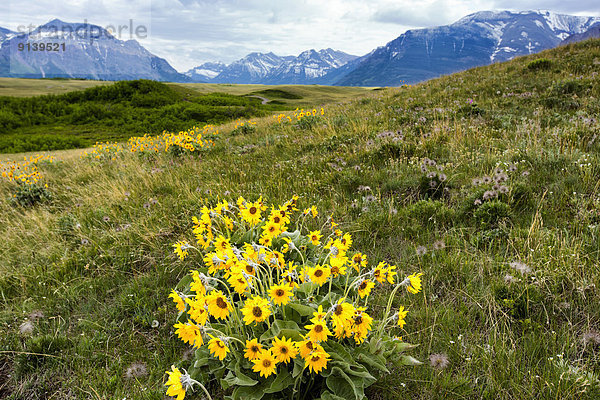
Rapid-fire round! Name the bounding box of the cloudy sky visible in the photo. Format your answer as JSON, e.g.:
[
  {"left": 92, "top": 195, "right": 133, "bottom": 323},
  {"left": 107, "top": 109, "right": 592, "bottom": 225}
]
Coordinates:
[{"left": 4, "top": 0, "right": 600, "bottom": 71}]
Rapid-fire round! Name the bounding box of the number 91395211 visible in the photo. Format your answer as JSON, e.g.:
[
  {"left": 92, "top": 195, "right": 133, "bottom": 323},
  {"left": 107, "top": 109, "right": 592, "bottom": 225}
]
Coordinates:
[{"left": 17, "top": 42, "right": 66, "bottom": 52}]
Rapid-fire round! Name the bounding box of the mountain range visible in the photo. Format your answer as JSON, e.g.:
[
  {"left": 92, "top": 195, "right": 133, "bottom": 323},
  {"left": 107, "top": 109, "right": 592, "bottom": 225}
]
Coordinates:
[
  {"left": 0, "top": 11, "right": 599, "bottom": 86},
  {"left": 0, "top": 19, "right": 188, "bottom": 82},
  {"left": 561, "top": 22, "right": 600, "bottom": 45},
  {"left": 335, "top": 10, "right": 600, "bottom": 86}
]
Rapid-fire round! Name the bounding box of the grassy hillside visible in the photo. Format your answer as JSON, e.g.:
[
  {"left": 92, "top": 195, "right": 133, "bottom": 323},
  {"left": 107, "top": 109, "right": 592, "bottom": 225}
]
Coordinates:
[
  {"left": 177, "top": 84, "right": 374, "bottom": 108},
  {"left": 0, "top": 79, "right": 372, "bottom": 154},
  {"left": 0, "top": 78, "right": 114, "bottom": 97},
  {"left": 1, "top": 39, "right": 600, "bottom": 399},
  {"left": 0, "top": 78, "right": 372, "bottom": 101}
]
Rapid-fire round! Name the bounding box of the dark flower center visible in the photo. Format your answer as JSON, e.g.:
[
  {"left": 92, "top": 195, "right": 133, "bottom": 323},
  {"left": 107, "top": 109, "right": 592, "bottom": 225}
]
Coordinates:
[
  {"left": 359, "top": 282, "right": 367, "bottom": 290},
  {"left": 252, "top": 306, "right": 263, "bottom": 317},
  {"left": 216, "top": 298, "right": 228, "bottom": 309},
  {"left": 355, "top": 316, "right": 363, "bottom": 325},
  {"left": 314, "top": 325, "right": 323, "bottom": 333},
  {"left": 280, "top": 346, "right": 288, "bottom": 354},
  {"left": 334, "top": 305, "right": 343, "bottom": 316},
  {"left": 315, "top": 270, "right": 323, "bottom": 278},
  {"left": 262, "top": 359, "right": 271, "bottom": 368},
  {"left": 249, "top": 206, "right": 257, "bottom": 214},
  {"left": 251, "top": 345, "right": 259, "bottom": 352},
  {"left": 275, "top": 289, "right": 285, "bottom": 297}
]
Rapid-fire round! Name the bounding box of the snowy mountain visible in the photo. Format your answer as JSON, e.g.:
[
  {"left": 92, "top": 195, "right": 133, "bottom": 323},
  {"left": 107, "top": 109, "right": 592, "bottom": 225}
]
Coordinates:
[
  {"left": 184, "top": 62, "right": 227, "bottom": 82},
  {"left": 0, "top": 19, "right": 189, "bottom": 82},
  {"left": 263, "top": 48, "right": 358, "bottom": 84},
  {"left": 207, "top": 52, "right": 294, "bottom": 84},
  {"left": 334, "top": 10, "right": 600, "bottom": 86},
  {"left": 187, "top": 49, "right": 358, "bottom": 84},
  {"left": 561, "top": 22, "right": 600, "bottom": 45},
  {"left": 0, "top": 27, "right": 15, "bottom": 43},
  {"left": 1, "top": 11, "right": 598, "bottom": 86}
]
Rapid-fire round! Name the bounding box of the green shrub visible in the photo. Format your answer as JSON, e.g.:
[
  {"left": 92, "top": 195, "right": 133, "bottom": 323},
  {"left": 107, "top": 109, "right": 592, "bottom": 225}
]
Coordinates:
[
  {"left": 295, "top": 115, "right": 323, "bottom": 130},
  {"left": 472, "top": 200, "right": 511, "bottom": 229},
  {"left": 526, "top": 58, "right": 552, "bottom": 71},
  {"left": 457, "top": 103, "right": 484, "bottom": 117},
  {"left": 409, "top": 199, "right": 455, "bottom": 227},
  {"left": 548, "top": 79, "right": 586, "bottom": 96},
  {"left": 232, "top": 124, "right": 257, "bottom": 136},
  {"left": 11, "top": 182, "right": 52, "bottom": 207},
  {"left": 418, "top": 174, "right": 448, "bottom": 200},
  {"left": 510, "top": 183, "right": 534, "bottom": 212}
]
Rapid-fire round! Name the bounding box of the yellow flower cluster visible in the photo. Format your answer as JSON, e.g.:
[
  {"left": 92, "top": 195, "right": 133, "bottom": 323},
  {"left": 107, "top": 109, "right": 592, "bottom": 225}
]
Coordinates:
[
  {"left": 82, "top": 125, "right": 219, "bottom": 160},
  {"left": 0, "top": 154, "right": 53, "bottom": 185},
  {"left": 274, "top": 107, "right": 325, "bottom": 123},
  {"left": 233, "top": 119, "right": 257, "bottom": 129},
  {"left": 166, "top": 196, "right": 423, "bottom": 399},
  {"left": 81, "top": 141, "right": 124, "bottom": 160}
]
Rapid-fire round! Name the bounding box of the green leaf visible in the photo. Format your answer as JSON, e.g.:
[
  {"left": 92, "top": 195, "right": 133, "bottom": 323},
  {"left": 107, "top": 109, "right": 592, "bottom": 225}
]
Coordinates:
[
  {"left": 322, "top": 341, "right": 353, "bottom": 363},
  {"left": 292, "top": 357, "right": 305, "bottom": 378},
  {"left": 232, "top": 384, "right": 266, "bottom": 400},
  {"left": 193, "top": 356, "right": 210, "bottom": 369},
  {"left": 176, "top": 274, "right": 193, "bottom": 291},
  {"left": 400, "top": 355, "right": 422, "bottom": 366},
  {"left": 208, "top": 358, "right": 226, "bottom": 379},
  {"left": 221, "top": 369, "right": 258, "bottom": 388},
  {"left": 393, "top": 341, "right": 418, "bottom": 353},
  {"left": 356, "top": 352, "right": 389, "bottom": 373},
  {"left": 319, "top": 292, "right": 340, "bottom": 308},
  {"left": 259, "top": 319, "right": 301, "bottom": 341},
  {"left": 295, "top": 282, "right": 318, "bottom": 295},
  {"left": 320, "top": 391, "right": 347, "bottom": 400},
  {"left": 331, "top": 361, "right": 376, "bottom": 385},
  {"left": 264, "top": 367, "right": 294, "bottom": 393},
  {"left": 279, "top": 329, "right": 303, "bottom": 341},
  {"left": 286, "top": 303, "right": 314, "bottom": 317},
  {"left": 326, "top": 366, "right": 364, "bottom": 400},
  {"left": 280, "top": 230, "right": 301, "bottom": 241}
]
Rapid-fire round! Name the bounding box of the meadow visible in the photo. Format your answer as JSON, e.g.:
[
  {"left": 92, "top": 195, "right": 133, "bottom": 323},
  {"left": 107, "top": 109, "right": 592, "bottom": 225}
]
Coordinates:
[
  {"left": 0, "top": 79, "right": 371, "bottom": 154},
  {"left": 0, "top": 38, "right": 600, "bottom": 399}
]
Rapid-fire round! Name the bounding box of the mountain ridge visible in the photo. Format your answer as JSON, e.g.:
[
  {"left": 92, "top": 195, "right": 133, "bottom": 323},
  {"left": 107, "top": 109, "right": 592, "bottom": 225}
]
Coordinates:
[
  {"left": 334, "top": 10, "right": 600, "bottom": 86},
  {"left": 0, "top": 18, "right": 190, "bottom": 82},
  {"left": 1, "top": 11, "right": 599, "bottom": 85}
]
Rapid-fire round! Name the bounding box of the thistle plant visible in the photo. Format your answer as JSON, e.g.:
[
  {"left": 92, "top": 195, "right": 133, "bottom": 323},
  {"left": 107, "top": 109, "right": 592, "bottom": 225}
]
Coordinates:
[{"left": 166, "top": 196, "right": 423, "bottom": 400}]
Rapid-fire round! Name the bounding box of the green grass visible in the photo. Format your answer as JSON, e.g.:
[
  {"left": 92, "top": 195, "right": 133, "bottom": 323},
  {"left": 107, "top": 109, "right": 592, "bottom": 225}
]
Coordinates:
[
  {"left": 1, "top": 39, "right": 600, "bottom": 399},
  {"left": 0, "top": 77, "right": 373, "bottom": 107},
  {"left": 0, "top": 77, "right": 114, "bottom": 97},
  {"left": 0, "top": 80, "right": 373, "bottom": 154},
  {"left": 173, "top": 83, "right": 374, "bottom": 108}
]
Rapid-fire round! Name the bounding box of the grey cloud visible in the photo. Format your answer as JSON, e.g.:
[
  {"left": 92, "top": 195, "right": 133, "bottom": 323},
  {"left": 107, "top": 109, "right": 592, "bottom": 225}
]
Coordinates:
[
  {"left": 490, "top": 0, "right": 600, "bottom": 14},
  {"left": 372, "top": 3, "right": 457, "bottom": 27}
]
